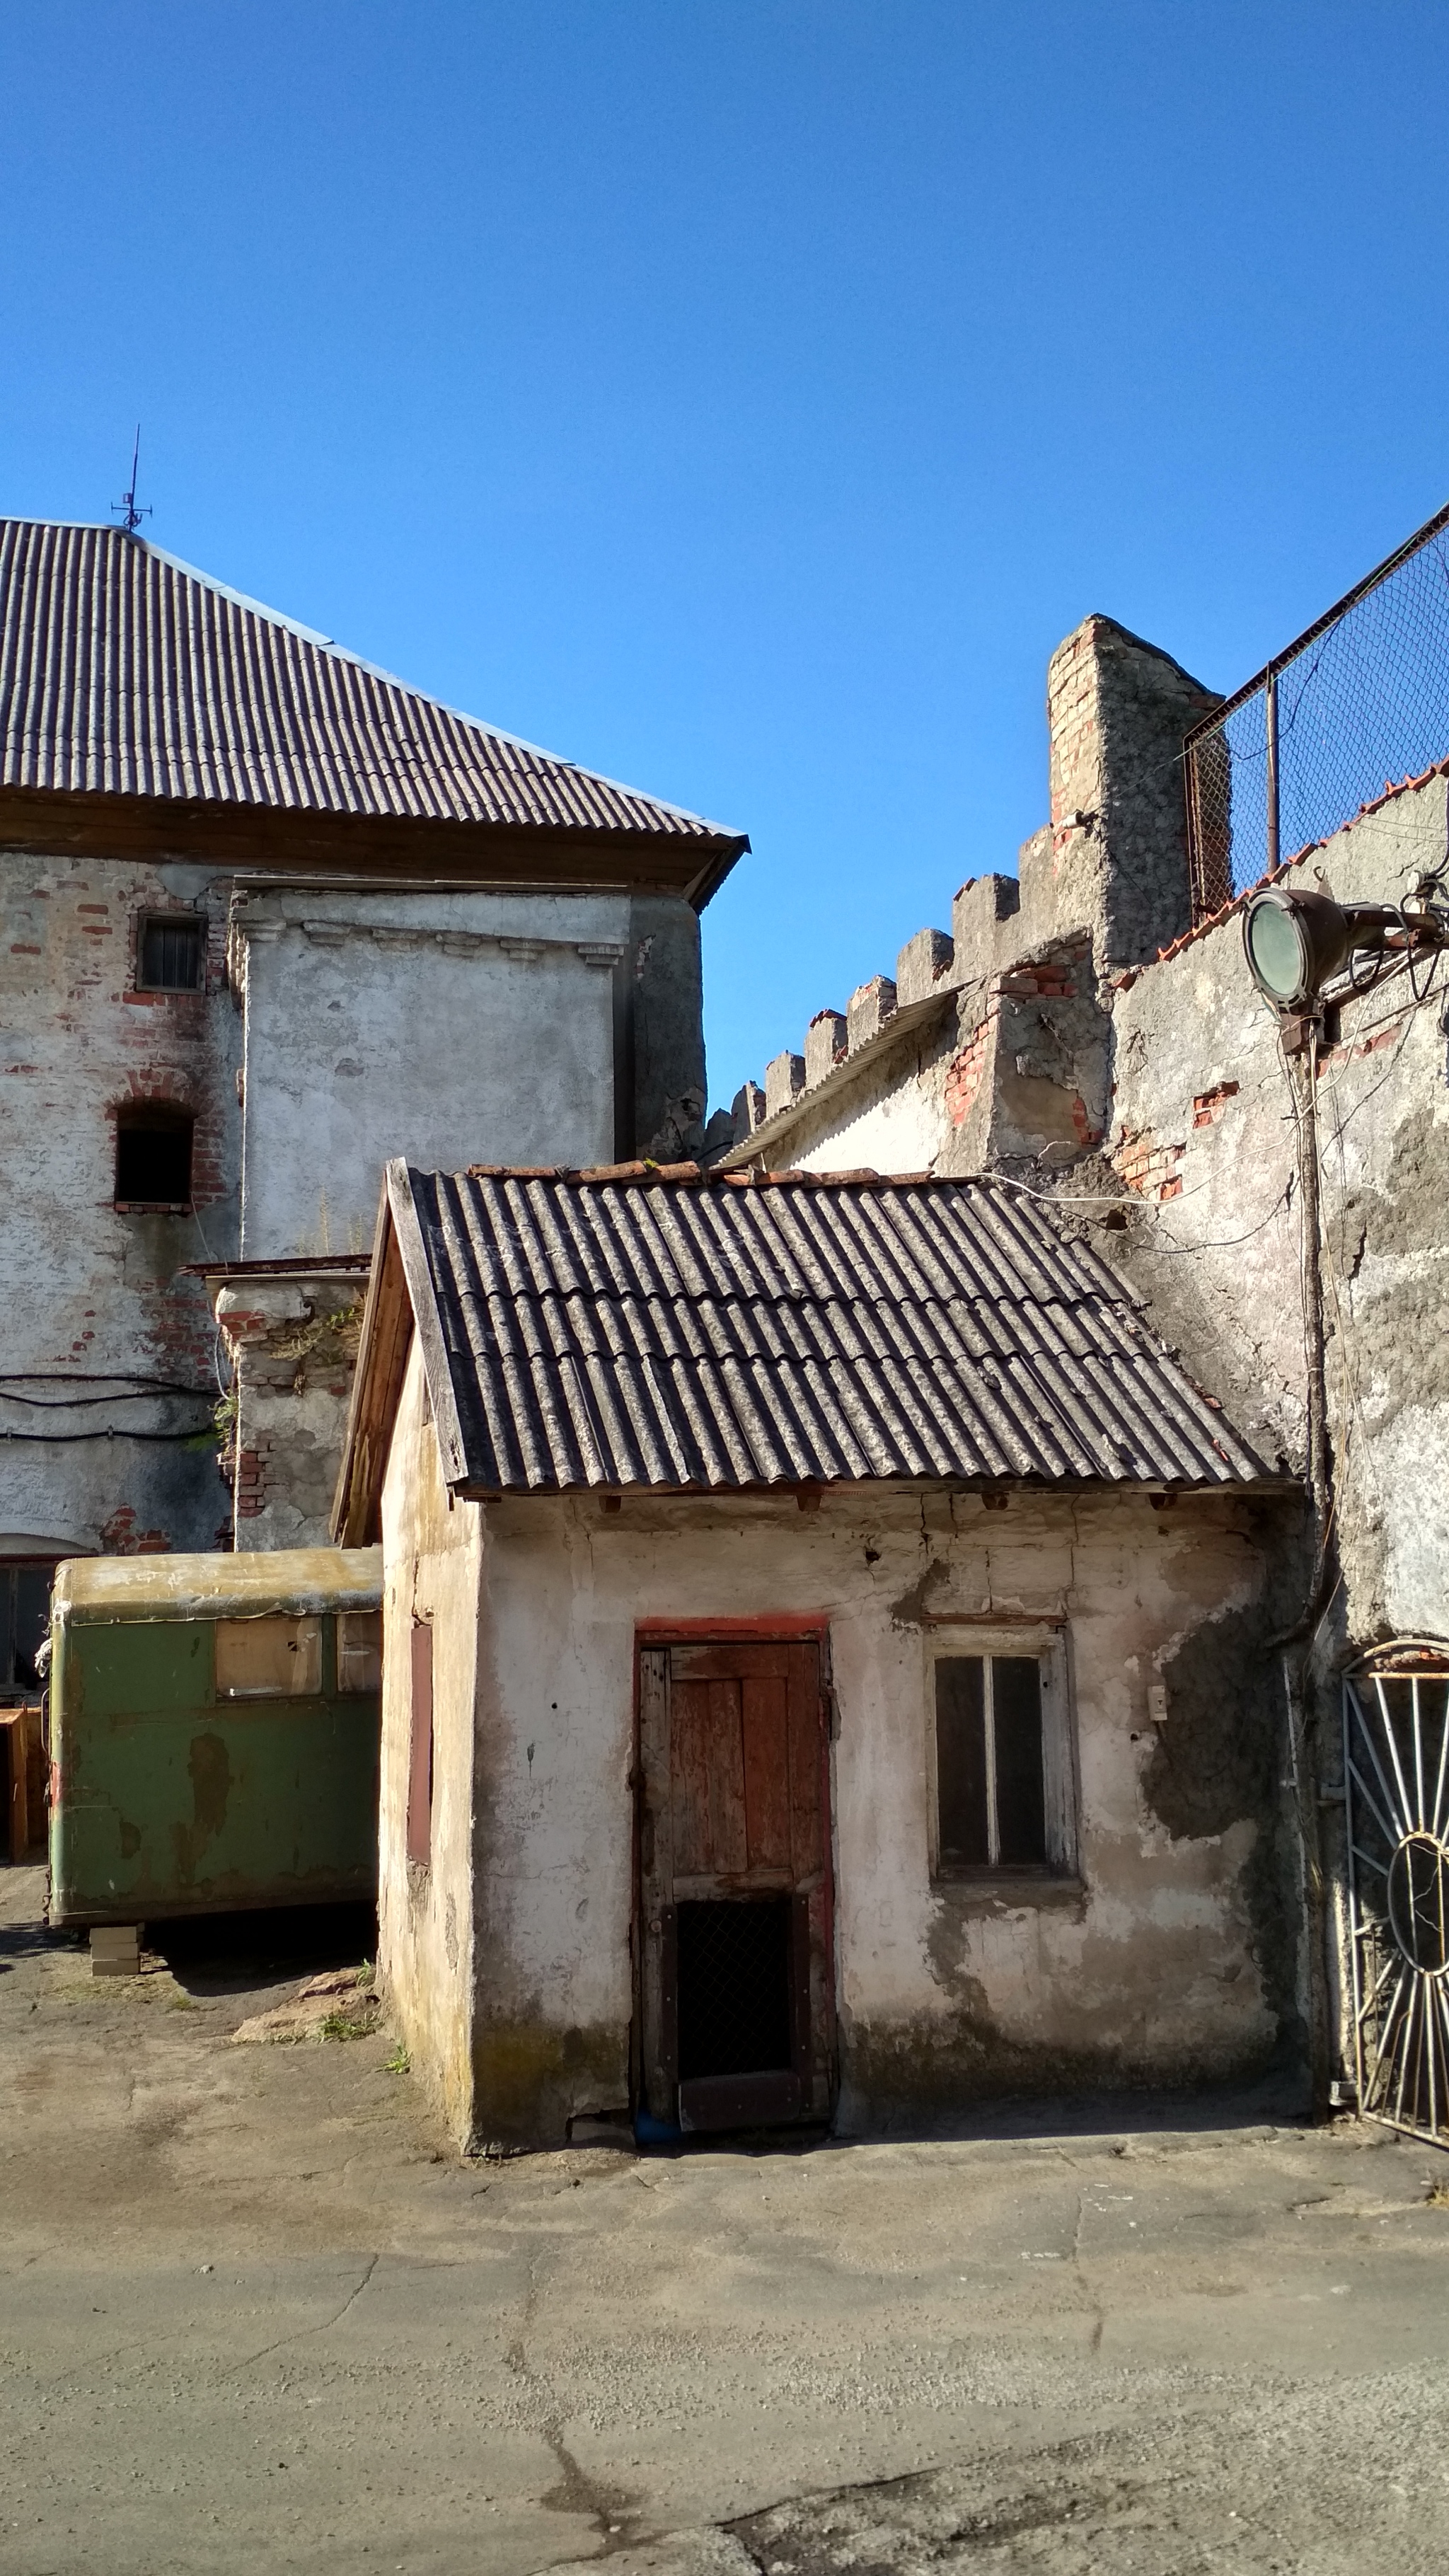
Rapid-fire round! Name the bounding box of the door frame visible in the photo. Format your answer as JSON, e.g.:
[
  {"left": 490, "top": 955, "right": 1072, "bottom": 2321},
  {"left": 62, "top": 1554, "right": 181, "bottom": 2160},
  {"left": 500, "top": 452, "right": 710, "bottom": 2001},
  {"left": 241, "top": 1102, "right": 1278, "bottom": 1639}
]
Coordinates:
[{"left": 632, "top": 1618, "right": 836, "bottom": 2131}]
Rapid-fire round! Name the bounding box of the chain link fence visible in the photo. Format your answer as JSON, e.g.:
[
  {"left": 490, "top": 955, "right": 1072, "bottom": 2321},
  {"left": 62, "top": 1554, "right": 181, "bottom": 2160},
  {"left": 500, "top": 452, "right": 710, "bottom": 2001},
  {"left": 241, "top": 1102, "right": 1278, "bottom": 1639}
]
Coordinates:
[{"left": 1184, "top": 502, "right": 1449, "bottom": 921}]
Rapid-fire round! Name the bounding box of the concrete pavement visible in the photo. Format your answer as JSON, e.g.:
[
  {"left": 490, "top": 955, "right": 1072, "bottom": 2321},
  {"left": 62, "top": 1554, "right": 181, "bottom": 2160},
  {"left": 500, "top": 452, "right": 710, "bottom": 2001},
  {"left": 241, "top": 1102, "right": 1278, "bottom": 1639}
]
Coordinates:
[{"left": 3, "top": 1862, "right": 1448, "bottom": 2575}]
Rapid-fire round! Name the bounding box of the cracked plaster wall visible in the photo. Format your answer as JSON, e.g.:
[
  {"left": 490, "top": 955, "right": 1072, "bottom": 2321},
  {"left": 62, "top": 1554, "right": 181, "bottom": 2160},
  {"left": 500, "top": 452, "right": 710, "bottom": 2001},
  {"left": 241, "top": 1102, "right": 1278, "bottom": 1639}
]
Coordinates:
[
  {"left": 1104, "top": 776, "right": 1449, "bottom": 1652},
  {"left": 379, "top": 1450, "right": 1297, "bottom": 2149}
]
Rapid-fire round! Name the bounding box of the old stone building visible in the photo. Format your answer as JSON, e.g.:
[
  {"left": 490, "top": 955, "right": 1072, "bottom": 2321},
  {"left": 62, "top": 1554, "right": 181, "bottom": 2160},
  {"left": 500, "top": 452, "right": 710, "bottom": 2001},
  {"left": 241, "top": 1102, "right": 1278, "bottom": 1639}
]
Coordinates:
[
  {"left": 0, "top": 518, "right": 745, "bottom": 1660},
  {"left": 724, "top": 591, "right": 1449, "bottom": 2137}
]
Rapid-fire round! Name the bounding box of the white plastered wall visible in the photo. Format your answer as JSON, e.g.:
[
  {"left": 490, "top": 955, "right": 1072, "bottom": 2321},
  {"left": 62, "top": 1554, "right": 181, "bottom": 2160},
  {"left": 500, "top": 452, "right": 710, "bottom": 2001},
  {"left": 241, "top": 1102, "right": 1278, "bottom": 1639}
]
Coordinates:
[
  {"left": 236, "top": 888, "right": 630, "bottom": 1256},
  {"left": 377, "top": 1336, "right": 484, "bottom": 2144},
  {"left": 400, "top": 1479, "right": 1288, "bottom": 2148}
]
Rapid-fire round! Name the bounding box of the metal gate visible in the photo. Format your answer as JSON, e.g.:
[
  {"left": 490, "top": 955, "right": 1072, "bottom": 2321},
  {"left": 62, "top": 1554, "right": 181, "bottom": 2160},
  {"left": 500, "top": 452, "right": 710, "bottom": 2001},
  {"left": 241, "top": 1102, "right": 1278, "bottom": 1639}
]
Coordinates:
[{"left": 1344, "top": 1641, "right": 1449, "bottom": 2147}]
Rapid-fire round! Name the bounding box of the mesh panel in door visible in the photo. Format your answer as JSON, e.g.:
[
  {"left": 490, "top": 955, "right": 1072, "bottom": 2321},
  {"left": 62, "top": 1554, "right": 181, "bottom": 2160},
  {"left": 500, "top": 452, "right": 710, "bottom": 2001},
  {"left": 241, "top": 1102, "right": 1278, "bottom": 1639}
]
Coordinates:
[{"left": 676, "top": 1898, "right": 792, "bottom": 2080}]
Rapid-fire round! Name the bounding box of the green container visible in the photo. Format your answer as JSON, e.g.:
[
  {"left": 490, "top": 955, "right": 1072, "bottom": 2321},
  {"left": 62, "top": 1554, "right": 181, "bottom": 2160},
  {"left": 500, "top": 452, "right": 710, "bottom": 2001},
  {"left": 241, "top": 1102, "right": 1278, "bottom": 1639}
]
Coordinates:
[{"left": 48, "top": 1548, "right": 383, "bottom": 1927}]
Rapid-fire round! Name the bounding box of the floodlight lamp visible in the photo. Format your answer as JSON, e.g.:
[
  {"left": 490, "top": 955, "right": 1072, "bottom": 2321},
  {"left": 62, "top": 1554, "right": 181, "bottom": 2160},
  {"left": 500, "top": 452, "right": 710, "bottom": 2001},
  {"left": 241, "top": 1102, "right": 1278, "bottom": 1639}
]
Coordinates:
[{"left": 1242, "top": 889, "right": 1352, "bottom": 1008}]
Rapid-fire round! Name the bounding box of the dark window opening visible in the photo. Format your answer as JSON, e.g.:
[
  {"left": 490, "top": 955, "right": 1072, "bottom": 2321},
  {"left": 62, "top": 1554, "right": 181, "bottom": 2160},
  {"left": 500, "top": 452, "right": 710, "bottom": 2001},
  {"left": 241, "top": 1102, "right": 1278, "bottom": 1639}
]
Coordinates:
[
  {"left": 115, "top": 1109, "right": 193, "bottom": 1208},
  {"left": 138, "top": 915, "right": 204, "bottom": 992},
  {"left": 936, "top": 1653, "right": 1048, "bottom": 1871},
  {"left": 676, "top": 1897, "right": 792, "bottom": 2080},
  {"left": 0, "top": 1561, "right": 56, "bottom": 1701}
]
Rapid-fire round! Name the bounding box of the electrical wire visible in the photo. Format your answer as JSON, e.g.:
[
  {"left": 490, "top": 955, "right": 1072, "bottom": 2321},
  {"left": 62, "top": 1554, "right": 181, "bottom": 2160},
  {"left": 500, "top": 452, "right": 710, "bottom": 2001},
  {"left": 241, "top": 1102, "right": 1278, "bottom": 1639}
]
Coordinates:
[{"left": 0, "top": 1426, "right": 217, "bottom": 1445}]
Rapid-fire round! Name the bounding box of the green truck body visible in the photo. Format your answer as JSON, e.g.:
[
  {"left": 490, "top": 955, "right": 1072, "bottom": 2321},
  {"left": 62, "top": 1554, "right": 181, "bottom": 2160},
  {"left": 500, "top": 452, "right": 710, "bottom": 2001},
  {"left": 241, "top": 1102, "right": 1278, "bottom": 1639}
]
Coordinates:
[{"left": 48, "top": 1548, "right": 383, "bottom": 1927}]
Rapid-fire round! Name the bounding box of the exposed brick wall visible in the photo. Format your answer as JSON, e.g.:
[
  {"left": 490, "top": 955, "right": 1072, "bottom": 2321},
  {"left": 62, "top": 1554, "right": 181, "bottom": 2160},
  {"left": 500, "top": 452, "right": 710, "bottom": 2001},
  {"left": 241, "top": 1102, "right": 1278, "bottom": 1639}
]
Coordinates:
[
  {"left": 945, "top": 1015, "right": 993, "bottom": 1127},
  {"left": 1192, "top": 1080, "right": 1240, "bottom": 1128},
  {"left": 0, "top": 853, "right": 241, "bottom": 1553},
  {"left": 1112, "top": 1124, "right": 1187, "bottom": 1203}
]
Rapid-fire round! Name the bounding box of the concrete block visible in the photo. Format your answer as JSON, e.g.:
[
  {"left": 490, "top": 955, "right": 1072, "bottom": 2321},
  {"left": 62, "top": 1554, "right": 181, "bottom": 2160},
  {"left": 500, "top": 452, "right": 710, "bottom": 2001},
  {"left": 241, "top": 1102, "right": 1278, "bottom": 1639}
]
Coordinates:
[
  {"left": 804, "top": 1011, "right": 846, "bottom": 1087},
  {"left": 91, "top": 1925, "right": 141, "bottom": 1979},
  {"left": 895, "top": 927, "right": 954, "bottom": 1005},
  {"left": 846, "top": 976, "right": 896, "bottom": 1053},
  {"left": 731, "top": 1082, "right": 766, "bottom": 1145},
  {"left": 764, "top": 1052, "right": 806, "bottom": 1119}
]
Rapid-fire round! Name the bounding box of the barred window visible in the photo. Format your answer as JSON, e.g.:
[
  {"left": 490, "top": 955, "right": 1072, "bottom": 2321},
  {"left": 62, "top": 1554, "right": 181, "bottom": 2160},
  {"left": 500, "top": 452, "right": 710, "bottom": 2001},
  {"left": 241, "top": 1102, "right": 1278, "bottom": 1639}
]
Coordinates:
[
  {"left": 137, "top": 915, "right": 204, "bottom": 992},
  {"left": 931, "top": 1634, "right": 1077, "bottom": 1881}
]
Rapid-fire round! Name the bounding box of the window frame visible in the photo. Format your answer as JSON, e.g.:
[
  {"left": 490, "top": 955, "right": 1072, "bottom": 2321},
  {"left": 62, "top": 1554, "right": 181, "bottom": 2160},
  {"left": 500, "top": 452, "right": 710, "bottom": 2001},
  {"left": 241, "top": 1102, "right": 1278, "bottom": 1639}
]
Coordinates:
[
  {"left": 135, "top": 911, "right": 207, "bottom": 995},
  {"left": 925, "top": 1624, "right": 1080, "bottom": 1888}
]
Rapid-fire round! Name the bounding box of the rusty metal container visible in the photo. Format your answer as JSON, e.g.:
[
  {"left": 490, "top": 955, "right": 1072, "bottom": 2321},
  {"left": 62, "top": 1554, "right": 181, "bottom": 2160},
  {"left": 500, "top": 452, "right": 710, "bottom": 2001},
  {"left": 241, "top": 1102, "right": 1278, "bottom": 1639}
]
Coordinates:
[{"left": 47, "top": 1549, "right": 382, "bottom": 1927}]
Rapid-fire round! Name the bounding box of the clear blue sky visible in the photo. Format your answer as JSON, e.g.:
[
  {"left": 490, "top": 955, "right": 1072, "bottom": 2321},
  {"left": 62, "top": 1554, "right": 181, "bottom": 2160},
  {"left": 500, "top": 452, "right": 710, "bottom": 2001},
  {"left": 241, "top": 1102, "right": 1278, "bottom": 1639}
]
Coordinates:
[{"left": 4, "top": 3, "right": 1446, "bottom": 1115}]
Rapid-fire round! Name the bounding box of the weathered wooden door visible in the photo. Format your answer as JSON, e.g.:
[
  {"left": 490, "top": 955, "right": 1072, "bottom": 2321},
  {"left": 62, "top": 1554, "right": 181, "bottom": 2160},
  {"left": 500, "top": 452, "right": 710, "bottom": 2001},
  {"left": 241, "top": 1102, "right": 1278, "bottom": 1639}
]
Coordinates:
[{"left": 637, "top": 1638, "right": 835, "bottom": 2132}]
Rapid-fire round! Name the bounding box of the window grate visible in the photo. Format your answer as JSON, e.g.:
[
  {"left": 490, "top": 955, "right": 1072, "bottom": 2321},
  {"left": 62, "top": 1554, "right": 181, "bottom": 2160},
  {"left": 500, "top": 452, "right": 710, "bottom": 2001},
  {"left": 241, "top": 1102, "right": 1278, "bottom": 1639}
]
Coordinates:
[{"left": 138, "top": 916, "right": 204, "bottom": 992}]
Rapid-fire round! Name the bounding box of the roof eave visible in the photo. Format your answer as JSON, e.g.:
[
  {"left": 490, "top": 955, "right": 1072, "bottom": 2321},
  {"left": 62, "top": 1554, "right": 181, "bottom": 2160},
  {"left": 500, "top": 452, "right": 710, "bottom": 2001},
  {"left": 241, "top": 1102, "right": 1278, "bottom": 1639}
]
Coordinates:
[
  {"left": 451, "top": 1472, "right": 1296, "bottom": 1504},
  {"left": 0, "top": 785, "right": 749, "bottom": 899}
]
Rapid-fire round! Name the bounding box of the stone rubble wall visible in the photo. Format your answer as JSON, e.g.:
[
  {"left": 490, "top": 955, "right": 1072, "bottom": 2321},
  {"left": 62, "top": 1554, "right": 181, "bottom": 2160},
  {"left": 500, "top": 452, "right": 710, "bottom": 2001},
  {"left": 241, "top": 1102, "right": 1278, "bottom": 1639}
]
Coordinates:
[{"left": 213, "top": 1271, "right": 369, "bottom": 1552}]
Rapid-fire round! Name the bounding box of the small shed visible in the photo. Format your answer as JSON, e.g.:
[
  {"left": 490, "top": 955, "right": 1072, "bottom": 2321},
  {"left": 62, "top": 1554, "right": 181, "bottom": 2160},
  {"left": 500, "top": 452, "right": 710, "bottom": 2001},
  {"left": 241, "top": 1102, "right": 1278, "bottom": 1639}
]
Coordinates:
[
  {"left": 49, "top": 1547, "right": 382, "bottom": 1927},
  {"left": 335, "top": 1160, "right": 1299, "bottom": 2152}
]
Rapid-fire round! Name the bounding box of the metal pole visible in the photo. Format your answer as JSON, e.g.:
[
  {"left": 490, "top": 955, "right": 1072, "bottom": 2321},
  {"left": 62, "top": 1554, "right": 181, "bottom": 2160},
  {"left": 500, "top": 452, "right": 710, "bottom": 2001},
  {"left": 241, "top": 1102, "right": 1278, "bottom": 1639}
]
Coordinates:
[
  {"left": 1291, "top": 1025, "right": 1334, "bottom": 2117},
  {"left": 1265, "top": 668, "right": 1281, "bottom": 875}
]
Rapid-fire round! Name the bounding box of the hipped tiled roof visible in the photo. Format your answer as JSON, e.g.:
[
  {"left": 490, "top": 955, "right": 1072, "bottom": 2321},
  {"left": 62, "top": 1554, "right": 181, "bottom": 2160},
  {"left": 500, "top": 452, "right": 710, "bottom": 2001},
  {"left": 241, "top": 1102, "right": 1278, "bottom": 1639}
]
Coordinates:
[
  {"left": 366, "top": 1163, "right": 1272, "bottom": 1500},
  {"left": 0, "top": 521, "right": 746, "bottom": 855}
]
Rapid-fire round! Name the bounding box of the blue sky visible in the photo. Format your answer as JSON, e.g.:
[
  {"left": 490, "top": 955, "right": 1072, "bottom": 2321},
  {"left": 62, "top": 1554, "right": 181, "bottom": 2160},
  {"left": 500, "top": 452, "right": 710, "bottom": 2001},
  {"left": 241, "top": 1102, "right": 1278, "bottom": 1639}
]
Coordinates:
[{"left": 3, "top": 2, "right": 1447, "bottom": 1114}]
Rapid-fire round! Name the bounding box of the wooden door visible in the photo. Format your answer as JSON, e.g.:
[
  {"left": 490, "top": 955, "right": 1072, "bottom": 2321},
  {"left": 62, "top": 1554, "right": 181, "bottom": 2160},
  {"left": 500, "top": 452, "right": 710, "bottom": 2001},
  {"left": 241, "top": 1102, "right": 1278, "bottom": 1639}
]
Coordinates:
[{"left": 637, "top": 1637, "right": 835, "bottom": 2132}]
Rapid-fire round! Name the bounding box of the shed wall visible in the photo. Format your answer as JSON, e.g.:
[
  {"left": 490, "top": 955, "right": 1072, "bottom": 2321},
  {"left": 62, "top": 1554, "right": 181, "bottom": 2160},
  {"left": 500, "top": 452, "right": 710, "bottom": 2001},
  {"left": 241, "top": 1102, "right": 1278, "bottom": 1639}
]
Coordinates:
[
  {"left": 377, "top": 1337, "right": 482, "bottom": 2144},
  {"left": 405, "top": 1479, "right": 1295, "bottom": 2150}
]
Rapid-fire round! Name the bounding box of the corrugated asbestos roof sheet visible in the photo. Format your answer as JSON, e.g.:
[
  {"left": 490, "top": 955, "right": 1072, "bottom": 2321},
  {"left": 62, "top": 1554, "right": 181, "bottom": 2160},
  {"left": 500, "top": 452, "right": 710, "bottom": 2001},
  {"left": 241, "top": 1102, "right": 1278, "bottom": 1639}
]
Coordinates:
[
  {"left": 0, "top": 521, "right": 744, "bottom": 845},
  {"left": 393, "top": 1165, "right": 1271, "bottom": 1494}
]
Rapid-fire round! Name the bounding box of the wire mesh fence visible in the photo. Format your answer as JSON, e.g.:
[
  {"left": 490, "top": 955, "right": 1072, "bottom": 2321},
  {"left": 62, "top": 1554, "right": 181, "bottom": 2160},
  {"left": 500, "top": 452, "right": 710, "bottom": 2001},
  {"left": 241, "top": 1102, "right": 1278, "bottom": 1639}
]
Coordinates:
[{"left": 1184, "top": 502, "right": 1449, "bottom": 922}]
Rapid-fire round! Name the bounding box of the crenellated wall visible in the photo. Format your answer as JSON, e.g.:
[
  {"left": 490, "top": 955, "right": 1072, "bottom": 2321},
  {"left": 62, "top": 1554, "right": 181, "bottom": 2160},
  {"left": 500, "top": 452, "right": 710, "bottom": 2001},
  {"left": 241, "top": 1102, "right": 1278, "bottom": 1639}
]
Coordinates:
[{"left": 722, "top": 616, "right": 1214, "bottom": 1179}]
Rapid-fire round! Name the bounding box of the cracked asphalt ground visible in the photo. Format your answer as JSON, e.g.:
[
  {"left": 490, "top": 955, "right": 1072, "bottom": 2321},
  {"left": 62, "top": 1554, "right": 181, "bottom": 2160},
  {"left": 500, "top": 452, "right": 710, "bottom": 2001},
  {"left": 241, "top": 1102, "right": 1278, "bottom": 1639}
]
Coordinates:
[{"left": 4, "top": 1864, "right": 1449, "bottom": 2576}]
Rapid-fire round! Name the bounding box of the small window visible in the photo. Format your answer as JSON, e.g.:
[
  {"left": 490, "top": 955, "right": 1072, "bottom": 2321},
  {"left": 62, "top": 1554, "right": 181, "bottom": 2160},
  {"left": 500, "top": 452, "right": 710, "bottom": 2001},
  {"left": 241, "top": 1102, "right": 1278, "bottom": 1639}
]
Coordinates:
[
  {"left": 115, "top": 1107, "right": 193, "bottom": 1208},
  {"left": 216, "top": 1615, "right": 322, "bottom": 1698},
  {"left": 137, "top": 915, "right": 204, "bottom": 992},
  {"left": 933, "top": 1641, "right": 1075, "bottom": 1878},
  {"left": 337, "top": 1610, "right": 382, "bottom": 1694}
]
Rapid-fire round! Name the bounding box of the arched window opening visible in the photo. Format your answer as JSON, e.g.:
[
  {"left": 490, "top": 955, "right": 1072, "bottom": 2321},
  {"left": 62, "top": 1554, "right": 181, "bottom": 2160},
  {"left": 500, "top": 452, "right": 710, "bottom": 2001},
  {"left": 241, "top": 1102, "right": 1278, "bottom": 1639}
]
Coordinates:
[{"left": 114, "top": 1104, "right": 194, "bottom": 1210}]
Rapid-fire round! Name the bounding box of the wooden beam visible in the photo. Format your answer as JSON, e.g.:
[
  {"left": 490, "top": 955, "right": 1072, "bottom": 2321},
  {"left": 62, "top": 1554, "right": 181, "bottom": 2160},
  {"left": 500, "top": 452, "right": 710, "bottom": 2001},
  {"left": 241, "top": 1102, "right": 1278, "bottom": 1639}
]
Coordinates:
[{"left": 331, "top": 1195, "right": 415, "bottom": 1546}]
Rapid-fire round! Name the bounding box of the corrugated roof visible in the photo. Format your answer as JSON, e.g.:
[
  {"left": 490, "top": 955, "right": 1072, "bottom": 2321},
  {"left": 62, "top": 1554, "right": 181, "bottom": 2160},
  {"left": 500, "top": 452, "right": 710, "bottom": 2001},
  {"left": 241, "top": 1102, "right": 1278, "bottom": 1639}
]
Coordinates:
[
  {"left": 0, "top": 521, "right": 745, "bottom": 850},
  {"left": 383, "top": 1164, "right": 1271, "bottom": 1496}
]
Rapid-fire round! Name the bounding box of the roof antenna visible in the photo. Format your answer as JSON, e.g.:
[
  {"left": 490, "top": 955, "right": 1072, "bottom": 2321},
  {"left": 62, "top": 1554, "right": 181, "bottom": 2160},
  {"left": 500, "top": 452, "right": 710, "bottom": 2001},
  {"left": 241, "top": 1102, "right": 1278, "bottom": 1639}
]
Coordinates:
[{"left": 112, "top": 426, "right": 151, "bottom": 535}]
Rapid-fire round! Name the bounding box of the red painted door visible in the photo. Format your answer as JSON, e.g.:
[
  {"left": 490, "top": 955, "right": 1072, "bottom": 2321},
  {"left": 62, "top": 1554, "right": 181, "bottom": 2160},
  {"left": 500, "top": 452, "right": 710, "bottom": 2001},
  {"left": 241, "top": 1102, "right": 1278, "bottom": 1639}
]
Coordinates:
[{"left": 637, "top": 1639, "right": 835, "bottom": 2132}]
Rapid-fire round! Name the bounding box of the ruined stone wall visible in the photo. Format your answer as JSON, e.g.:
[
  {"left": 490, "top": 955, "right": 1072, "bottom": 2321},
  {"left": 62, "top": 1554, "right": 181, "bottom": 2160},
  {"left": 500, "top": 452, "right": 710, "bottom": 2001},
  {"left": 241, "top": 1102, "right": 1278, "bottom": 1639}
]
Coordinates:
[
  {"left": 1104, "top": 773, "right": 1449, "bottom": 1652},
  {"left": 421, "top": 1481, "right": 1297, "bottom": 2151},
  {"left": 722, "top": 611, "right": 1449, "bottom": 1669},
  {"left": 0, "top": 851, "right": 239, "bottom": 1556},
  {"left": 212, "top": 1264, "right": 369, "bottom": 1550},
  {"left": 724, "top": 615, "right": 1210, "bottom": 1179}
]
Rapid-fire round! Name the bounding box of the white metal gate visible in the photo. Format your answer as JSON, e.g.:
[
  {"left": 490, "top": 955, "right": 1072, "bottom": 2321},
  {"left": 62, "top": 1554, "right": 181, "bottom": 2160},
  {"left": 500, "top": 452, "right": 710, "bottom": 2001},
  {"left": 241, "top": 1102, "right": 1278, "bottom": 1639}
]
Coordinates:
[{"left": 1344, "top": 1641, "right": 1449, "bottom": 2147}]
